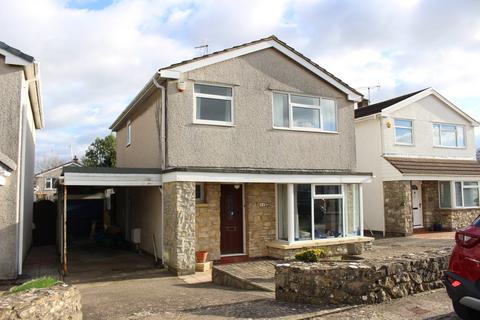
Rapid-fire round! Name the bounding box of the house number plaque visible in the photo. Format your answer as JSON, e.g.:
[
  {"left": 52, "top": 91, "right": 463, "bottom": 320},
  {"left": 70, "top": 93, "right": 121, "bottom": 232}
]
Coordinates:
[{"left": 257, "top": 202, "right": 271, "bottom": 208}]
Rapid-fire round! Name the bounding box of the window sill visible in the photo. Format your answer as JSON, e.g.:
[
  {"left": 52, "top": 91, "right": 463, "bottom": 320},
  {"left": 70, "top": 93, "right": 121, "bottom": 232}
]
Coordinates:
[
  {"left": 272, "top": 126, "right": 338, "bottom": 134},
  {"left": 125, "top": 143, "right": 131, "bottom": 147},
  {"left": 267, "top": 236, "right": 373, "bottom": 250},
  {"left": 195, "top": 202, "right": 208, "bottom": 208},
  {"left": 394, "top": 143, "right": 414, "bottom": 147},
  {"left": 440, "top": 207, "right": 480, "bottom": 210},
  {"left": 193, "top": 121, "right": 235, "bottom": 127},
  {"left": 433, "top": 145, "right": 466, "bottom": 150}
]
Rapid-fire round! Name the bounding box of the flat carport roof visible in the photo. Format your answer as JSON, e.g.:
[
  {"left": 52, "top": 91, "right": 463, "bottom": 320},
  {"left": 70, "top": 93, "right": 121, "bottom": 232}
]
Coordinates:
[{"left": 61, "top": 166, "right": 162, "bottom": 186}]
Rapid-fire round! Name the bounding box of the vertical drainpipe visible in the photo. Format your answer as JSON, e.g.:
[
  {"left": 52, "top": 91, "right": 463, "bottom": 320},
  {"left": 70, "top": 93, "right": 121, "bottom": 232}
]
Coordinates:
[
  {"left": 153, "top": 75, "right": 166, "bottom": 265},
  {"left": 378, "top": 114, "right": 386, "bottom": 236}
]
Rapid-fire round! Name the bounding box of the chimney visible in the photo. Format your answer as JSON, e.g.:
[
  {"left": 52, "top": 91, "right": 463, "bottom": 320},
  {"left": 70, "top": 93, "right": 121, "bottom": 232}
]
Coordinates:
[{"left": 73, "top": 155, "right": 79, "bottom": 163}]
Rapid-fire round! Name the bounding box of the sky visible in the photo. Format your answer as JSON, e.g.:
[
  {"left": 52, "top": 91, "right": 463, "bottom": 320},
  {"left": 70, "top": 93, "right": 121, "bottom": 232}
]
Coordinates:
[{"left": 0, "top": 0, "right": 479, "bottom": 167}]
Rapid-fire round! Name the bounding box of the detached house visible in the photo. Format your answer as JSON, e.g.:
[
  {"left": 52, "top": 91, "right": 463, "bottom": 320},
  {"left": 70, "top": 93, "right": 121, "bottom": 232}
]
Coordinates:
[
  {"left": 57, "top": 36, "right": 371, "bottom": 276},
  {"left": 355, "top": 88, "right": 480, "bottom": 236},
  {"left": 105, "top": 36, "right": 373, "bottom": 275}
]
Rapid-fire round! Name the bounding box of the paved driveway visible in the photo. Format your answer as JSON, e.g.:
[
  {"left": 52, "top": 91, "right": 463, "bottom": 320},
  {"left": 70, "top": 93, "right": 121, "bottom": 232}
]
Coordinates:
[{"left": 77, "top": 274, "right": 460, "bottom": 320}]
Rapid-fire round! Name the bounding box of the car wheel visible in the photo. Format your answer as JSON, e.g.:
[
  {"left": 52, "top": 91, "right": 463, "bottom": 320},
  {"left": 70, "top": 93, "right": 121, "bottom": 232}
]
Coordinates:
[{"left": 453, "top": 301, "right": 480, "bottom": 320}]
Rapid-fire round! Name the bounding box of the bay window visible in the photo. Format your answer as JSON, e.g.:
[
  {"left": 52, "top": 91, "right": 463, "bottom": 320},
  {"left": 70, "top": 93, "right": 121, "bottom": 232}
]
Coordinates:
[
  {"left": 433, "top": 123, "right": 465, "bottom": 148},
  {"left": 272, "top": 92, "right": 337, "bottom": 132},
  {"left": 439, "top": 181, "right": 480, "bottom": 208},
  {"left": 276, "top": 183, "right": 362, "bottom": 242},
  {"left": 194, "top": 83, "right": 233, "bottom": 125}
]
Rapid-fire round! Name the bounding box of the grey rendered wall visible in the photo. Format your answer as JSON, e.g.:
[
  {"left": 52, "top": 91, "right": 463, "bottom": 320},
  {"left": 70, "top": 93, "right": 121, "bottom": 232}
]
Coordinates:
[
  {"left": 0, "top": 56, "right": 23, "bottom": 279},
  {"left": 35, "top": 165, "right": 66, "bottom": 200},
  {"left": 22, "top": 114, "right": 35, "bottom": 260},
  {"left": 116, "top": 89, "right": 163, "bottom": 168},
  {"left": 166, "top": 48, "right": 356, "bottom": 170}
]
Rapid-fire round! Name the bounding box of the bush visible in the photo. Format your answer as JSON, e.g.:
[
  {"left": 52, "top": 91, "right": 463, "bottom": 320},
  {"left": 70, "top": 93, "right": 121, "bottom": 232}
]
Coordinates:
[
  {"left": 9, "top": 277, "right": 60, "bottom": 294},
  {"left": 295, "top": 249, "right": 326, "bottom": 262}
]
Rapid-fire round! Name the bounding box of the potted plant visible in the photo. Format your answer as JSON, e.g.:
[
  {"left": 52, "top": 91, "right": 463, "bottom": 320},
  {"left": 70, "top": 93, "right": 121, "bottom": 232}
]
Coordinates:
[
  {"left": 195, "top": 251, "right": 208, "bottom": 263},
  {"left": 432, "top": 221, "right": 443, "bottom": 232}
]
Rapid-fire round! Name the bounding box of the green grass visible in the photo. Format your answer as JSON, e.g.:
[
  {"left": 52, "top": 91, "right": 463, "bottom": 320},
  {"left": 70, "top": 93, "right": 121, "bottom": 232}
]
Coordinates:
[{"left": 9, "top": 277, "right": 60, "bottom": 294}]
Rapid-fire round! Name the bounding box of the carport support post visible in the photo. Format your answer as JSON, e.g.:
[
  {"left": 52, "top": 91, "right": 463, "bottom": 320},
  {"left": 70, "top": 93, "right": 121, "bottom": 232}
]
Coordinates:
[
  {"left": 63, "top": 185, "right": 68, "bottom": 275},
  {"left": 162, "top": 181, "right": 196, "bottom": 275}
]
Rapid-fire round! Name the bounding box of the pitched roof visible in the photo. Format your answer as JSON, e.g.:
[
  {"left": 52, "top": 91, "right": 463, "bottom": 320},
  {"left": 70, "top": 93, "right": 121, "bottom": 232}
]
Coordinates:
[
  {"left": 110, "top": 35, "right": 363, "bottom": 130},
  {"left": 384, "top": 157, "right": 480, "bottom": 176},
  {"left": 354, "top": 88, "right": 428, "bottom": 119},
  {"left": 161, "top": 35, "right": 362, "bottom": 97},
  {"left": 0, "top": 41, "right": 34, "bottom": 63},
  {"left": 36, "top": 160, "right": 83, "bottom": 176}
]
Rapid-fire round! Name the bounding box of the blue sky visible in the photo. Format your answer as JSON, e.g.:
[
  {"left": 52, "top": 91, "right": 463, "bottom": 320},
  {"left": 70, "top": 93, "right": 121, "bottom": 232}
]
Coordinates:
[{"left": 0, "top": 0, "right": 479, "bottom": 167}]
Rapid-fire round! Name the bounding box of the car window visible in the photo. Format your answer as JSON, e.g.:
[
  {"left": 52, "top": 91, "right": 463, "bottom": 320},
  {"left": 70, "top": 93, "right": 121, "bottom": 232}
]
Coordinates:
[{"left": 473, "top": 216, "right": 480, "bottom": 227}]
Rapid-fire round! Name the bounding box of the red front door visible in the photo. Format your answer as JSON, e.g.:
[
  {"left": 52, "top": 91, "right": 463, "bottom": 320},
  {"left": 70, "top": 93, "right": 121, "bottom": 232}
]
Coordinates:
[{"left": 220, "top": 184, "right": 244, "bottom": 255}]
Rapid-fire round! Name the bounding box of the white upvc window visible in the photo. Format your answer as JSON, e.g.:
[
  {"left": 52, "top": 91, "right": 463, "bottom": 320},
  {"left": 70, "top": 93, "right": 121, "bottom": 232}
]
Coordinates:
[
  {"left": 394, "top": 119, "right": 413, "bottom": 145},
  {"left": 194, "top": 83, "right": 233, "bottom": 126},
  {"left": 45, "top": 178, "right": 54, "bottom": 190},
  {"left": 276, "top": 183, "right": 362, "bottom": 243},
  {"left": 439, "top": 181, "right": 480, "bottom": 209},
  {"left": 272, "top": 92, "right": 337, "bottom": 132},
  {"left": 126, "top": 120, "right": 132, "bottom": 147},
  {"left": 195, "top": 183, "right": 205, "bottom": 203},
  {"left": 433, "top": 123, "right": 465, "bottom": 148}
]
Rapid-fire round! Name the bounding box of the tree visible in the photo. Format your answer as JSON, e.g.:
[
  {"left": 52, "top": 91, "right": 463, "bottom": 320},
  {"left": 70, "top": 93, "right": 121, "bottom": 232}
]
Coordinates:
[
  {"left": 477, "top": 148, "right": 480, "bottom": 162},
  {"left": 36, "top": 155, "right": 66, "bottom": 173},
  {"left": 82, "top": 134, "right": 116, "bottom": 167}
]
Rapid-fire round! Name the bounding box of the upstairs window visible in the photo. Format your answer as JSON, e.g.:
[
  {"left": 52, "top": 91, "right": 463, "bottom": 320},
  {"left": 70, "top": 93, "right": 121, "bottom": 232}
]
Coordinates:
[
  {"left": 45, "top": 178, "right": 56, "bottom": 190},
  {"left": 433, "top": 123, "right": 465, "bottom": 148},
  {"left": 273, "top": 92, "right": 337, "bottom": 132},
  {"left": 394, "top": 119, "right": 413, "bottom": 145},
  {"left": 126, "top": 120, "right": 132, "bottom": 146},
  {"left": 194, "top": 84, "right": 233, "bottom": 125}
]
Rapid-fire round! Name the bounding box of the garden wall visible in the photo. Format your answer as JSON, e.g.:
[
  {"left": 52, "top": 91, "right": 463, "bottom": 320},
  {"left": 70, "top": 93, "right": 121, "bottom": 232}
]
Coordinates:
[
  {"left": 0, "top": 284, "right": 82, "bottom": 320},
  {"left": 275, "top": 249, "right": 449, "bottom": 305}
]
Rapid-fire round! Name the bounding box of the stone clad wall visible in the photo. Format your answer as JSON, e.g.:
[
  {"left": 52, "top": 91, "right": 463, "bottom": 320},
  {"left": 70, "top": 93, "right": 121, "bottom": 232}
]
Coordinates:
[
  {"left": 195, "top": 183, "right": 221, "bottom": 261},
  {"left": 275, "top": 249, "right": 449, "bottom": 305},
  {"left": 0, "top": 284, "right": 82, "bottom": 320},
  {"left": 245, "top": 184, "right": 276, "bottom": 257},
  {"left": 383, "top": 181, "right": 412, "bottom": 236},
  {"left": 163, "top": 181, "right": 196, "bottom": 275}
]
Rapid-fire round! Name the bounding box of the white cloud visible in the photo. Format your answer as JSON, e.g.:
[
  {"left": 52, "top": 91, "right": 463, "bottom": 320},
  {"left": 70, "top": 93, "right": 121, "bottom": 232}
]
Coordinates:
[{"left": 1, "top": 0, "right": 480, "bottom": 168}]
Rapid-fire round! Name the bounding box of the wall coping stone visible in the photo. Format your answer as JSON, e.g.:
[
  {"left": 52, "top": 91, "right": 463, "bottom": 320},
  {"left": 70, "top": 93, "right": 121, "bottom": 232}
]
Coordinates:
[{"left": 267, "top": 236, "right": 374, "bottom": 250}]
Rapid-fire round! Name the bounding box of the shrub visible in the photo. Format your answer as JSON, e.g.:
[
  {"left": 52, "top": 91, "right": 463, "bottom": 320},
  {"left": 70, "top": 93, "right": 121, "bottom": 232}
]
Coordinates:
[
  {"left": 9, "top": 277, "right": 60, "bottom": 294},
  {"left": 295, "top": 249, "right": 326, "bottom": 262}
]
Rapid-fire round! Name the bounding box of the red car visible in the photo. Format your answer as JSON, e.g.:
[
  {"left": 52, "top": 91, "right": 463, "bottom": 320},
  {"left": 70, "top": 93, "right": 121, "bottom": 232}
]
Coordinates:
[{"left": 445, "top": 216, "right": 480, "bottom": 319}]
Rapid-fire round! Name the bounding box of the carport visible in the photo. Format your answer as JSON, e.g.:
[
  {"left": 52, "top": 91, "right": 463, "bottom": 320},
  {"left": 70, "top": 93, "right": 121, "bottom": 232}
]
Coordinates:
[{"left": 58, "top": 167, "right": 162, "bottom": 277}]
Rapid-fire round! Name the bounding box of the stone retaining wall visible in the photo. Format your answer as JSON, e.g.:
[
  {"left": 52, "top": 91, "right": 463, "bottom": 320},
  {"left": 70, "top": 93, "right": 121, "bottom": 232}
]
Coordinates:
[
  {"left": 275, "top": 249, "right": 449, "bottom": 305},
  {"left": 0, "top": 284, "right": 82, "bottom": 320}
]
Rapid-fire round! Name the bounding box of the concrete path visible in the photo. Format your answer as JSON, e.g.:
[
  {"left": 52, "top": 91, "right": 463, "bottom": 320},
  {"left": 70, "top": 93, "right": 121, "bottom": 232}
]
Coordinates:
[
  {"left": 213, "top": 260, "right": 277, "bottom": 291},
  {"left": 77, "top": 275, "right": 459, "bottom": 319}
]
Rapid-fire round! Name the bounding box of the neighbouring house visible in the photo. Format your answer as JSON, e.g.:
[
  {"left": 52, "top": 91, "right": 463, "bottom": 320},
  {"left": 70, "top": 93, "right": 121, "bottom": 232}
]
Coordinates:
[
  {"left": 0, "top": 41, "right": 44, "bottom": 279},
  {"left": 355, "top": 88, "right": 480, "bottom": 236},
  {"left": 103, "top": 35, "right": 372, "bottom": 275},
  {"left": 34, "top": 156, "right": 82, "bottom": 201}
]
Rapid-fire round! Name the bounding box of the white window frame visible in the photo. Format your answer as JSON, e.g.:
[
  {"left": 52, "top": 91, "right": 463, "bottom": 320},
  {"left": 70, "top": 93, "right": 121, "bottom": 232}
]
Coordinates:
[
  {"left": 438, "top": 181, "right": 480, "bottom": 209},
  {"left": 193, "top": 83, "right": 234, "bottom": 126},
  {"left": 126, "top": 120, "right": 132, "bottom": 147},
  {"left": 432, "top": 123, "right": 465, "bottom": 149},
  {"left": 45, "top": 177, "right": 54, "bottom": 190},
  {"left": 272, "top": 91, "right": 338, "bottom": 133},
  {"left": 195, "top": 183, "right": 205, "bottom": 203},
  {"left": 393, "top": 118, "right": 414, "bottom": 146}
]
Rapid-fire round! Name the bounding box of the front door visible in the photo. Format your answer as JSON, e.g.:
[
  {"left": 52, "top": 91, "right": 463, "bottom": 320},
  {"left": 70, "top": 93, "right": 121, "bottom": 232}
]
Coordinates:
[
  {"left": 412, "top": 182, "right": 423, "bottom": 228},
  {"left": 220, "top": 184, "right": 244, "bottom": 255}
]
